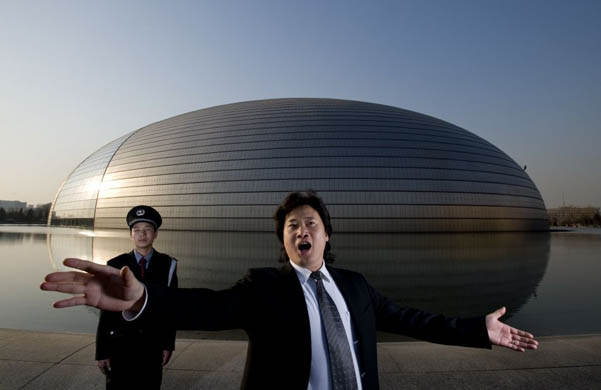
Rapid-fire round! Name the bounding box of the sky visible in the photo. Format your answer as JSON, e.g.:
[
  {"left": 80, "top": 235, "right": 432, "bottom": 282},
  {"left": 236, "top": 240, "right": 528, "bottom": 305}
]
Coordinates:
[{"left": 1, "top": 0, "right": 599, "bottom": 208}]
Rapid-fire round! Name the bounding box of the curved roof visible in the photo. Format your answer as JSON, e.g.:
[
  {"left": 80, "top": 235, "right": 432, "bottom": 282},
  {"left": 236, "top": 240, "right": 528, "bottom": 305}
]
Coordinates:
[{"left": 49, "top": 98, "right": 548, "bottom": 232}]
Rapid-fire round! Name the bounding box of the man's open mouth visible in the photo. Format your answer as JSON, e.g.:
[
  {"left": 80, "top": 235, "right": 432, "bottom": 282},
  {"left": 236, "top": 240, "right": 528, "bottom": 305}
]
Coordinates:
[{"left": 298, "top": 242, "right": 311, "bottom": 252}]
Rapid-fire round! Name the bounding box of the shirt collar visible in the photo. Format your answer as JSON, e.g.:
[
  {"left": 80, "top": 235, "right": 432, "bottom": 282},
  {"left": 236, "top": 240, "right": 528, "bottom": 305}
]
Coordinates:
[
  {"left": 289, "top": 259, "right": 331, "bottom": 284},
  {"left": 134, "top": 249, "right": 154, "bottom": 264}
]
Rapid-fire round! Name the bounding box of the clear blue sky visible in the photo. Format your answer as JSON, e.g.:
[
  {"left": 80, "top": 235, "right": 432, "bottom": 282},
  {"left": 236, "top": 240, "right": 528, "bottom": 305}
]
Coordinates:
[{"left": 1, "top": 0, "right": 599, "bottom": 208}]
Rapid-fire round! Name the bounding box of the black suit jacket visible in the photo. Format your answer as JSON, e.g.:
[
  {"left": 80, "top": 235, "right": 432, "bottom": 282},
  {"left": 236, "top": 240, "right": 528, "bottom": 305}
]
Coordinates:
[
  {"left": 96, "top": 250, "right": 178, "bottom": 360},
  {"left": 142, "top": 263, "right": 491, "bottom": 389}
]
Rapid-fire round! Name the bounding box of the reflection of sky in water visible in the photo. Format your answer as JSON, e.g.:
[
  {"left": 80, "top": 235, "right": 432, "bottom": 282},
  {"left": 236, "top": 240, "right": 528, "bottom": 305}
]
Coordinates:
[
  {"left": 1, "top": 226, "right": 600, "bottom": 338},
  {"left": 0, "top": 226, "right": 99, "bottom": 333}
]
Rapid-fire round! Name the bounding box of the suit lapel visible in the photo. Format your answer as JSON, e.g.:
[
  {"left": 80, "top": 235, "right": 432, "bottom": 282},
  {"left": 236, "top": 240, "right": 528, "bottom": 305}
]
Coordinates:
[
  {"left": 277, "top": 263, "right": 312, "bottom": 374},
  {"left": 128, "top": 250, "right": 143, "bottom": 280},
  {"left": 327, "top": 266, "right": 366, "bottom": 326},
  {"left": 278, "top": 263, "right": 310, "bottom": 316},
  {"left": 146, "top": 249, "right": 159, "bottom": 274},
  {"left": 278, "top": 263, "right": 311, "bottom": 337}
]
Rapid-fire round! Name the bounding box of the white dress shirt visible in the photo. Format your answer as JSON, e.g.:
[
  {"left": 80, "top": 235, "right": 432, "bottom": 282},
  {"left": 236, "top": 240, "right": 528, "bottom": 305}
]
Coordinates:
[{"left": 290, "top": 260, "right": 363, "bottom": 390}]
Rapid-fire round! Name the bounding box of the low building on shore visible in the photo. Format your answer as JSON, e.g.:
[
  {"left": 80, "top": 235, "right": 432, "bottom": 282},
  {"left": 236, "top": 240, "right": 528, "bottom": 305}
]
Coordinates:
[{"left": 0, "top": 200, "right": 27, "bottom": 212}]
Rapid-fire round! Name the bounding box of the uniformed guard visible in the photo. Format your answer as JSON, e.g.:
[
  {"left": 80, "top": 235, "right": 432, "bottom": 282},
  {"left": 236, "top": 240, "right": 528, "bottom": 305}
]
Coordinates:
[{"left": 95, "top": 205, "right": 177, "bottom": 390}]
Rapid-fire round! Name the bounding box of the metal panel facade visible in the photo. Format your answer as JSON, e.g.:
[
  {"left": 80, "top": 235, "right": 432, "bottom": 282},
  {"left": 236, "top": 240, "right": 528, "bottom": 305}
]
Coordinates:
[{"left": 49, "top": 98, "right": 548, "bottom": 232}]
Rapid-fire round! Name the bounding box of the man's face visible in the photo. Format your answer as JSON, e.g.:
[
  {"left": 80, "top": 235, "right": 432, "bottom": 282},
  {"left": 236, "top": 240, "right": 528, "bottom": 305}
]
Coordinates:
[
  {"left": 283, "top": 205, "right": 329, "bottom": 271},
  {"left": 130, "top": 222, "right": 158, "bottom": 251}
]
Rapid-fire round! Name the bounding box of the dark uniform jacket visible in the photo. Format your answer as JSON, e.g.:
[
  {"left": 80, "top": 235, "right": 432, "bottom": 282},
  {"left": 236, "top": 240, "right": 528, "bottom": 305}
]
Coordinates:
[
  {"left": 95, "top": 250, "right": 178, "bottom": 360},
  {"left": 139, "top": 263, "right": 491, "bottom": 390}
]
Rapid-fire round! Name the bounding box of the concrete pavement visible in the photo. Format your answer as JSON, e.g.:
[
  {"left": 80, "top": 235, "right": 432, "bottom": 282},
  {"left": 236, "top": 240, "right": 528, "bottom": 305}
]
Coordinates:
[{"left": 1, "top": 329, "right": 600, "bottom": 389}]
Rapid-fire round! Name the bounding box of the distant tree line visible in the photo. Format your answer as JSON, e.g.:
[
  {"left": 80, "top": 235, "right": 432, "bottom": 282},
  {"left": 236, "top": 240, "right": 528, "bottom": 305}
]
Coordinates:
[
  {"left": 0, "top": 203, "right": 51, "bottom": 224},
  {"left": 548, "top": 206, "right": 601, "bottom": 227}
]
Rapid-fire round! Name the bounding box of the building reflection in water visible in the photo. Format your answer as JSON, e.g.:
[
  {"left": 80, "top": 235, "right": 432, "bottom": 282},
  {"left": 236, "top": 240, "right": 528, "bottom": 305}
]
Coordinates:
[
  {"left": 47, "top": 230, "right": 550, "bottom": 339},
  {"left": 0, "top": 231, "right": 47, "bottom": 243}
]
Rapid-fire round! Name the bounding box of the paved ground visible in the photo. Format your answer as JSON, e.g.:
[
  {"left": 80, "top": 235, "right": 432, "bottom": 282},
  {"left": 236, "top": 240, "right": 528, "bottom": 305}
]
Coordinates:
[{"left": 1, "top": 329, "right": 600, "bottom": 389}]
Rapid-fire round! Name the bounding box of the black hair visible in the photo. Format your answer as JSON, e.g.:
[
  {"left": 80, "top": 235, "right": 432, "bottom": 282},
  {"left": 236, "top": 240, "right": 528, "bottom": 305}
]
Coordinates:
[{"left": 273, "top": 190, "right": 335, "bottom": 263}]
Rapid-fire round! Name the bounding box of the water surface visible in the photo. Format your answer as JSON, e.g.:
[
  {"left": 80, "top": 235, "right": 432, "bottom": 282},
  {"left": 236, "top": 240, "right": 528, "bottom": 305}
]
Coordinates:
[{"left": 1, "top": 225, "right": 599, "bottom": 339}]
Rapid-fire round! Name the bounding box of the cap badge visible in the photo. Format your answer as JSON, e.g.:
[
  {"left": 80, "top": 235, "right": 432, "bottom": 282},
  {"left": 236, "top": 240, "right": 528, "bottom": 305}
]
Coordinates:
[{"left": 136, "top": 209, "right": 145, "bottom": 216}]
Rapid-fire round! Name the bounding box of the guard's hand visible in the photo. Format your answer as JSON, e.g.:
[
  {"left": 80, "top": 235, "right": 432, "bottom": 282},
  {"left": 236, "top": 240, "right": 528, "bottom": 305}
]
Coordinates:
[
  {"left": 163, "top": 350, "right": 173, "bottom": 366},
  {"left": 97, "top": 359, "right": 111, "bottom": 376}
]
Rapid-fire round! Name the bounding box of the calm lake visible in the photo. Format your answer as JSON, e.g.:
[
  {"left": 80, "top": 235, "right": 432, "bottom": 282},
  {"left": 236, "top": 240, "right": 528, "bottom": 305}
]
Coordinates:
[{"left": 1, "top": 225, "right": 600, "bottom": 340}]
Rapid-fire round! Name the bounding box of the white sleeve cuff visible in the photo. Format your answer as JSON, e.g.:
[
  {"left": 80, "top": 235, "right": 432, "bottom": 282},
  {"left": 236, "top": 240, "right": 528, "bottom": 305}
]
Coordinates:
[{"left": 122, "top": 285, "right": 148, "bottom": 321}]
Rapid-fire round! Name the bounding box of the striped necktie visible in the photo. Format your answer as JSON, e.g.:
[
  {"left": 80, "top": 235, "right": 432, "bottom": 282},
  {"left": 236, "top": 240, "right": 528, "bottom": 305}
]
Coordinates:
[{"left": 310, "top": 271, "right": 358, "bottom": 390}]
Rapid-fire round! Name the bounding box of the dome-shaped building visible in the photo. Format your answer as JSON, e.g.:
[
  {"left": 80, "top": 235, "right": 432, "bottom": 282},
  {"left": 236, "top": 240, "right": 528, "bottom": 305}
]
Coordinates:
[{"left": 48, "top": 98, "right": 548, "bottom": 232}]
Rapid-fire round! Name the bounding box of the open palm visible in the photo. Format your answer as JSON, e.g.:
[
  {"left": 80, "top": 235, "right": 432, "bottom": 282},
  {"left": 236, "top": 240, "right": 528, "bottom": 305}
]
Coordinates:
[
  {"left": 41, "top": 258, "right": 145, "bottom": 312},
  {"left": 486, "top": 307, "right": 538, "bottom": 352}
]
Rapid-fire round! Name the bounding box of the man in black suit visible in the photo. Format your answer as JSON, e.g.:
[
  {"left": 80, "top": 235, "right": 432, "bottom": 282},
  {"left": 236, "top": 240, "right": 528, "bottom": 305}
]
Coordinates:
[
  {"left": 42, "top": 191, "right": 538, "bottom": 390},
  {"left": 95, "top": 205, "right": 177, "bottom": 390}
]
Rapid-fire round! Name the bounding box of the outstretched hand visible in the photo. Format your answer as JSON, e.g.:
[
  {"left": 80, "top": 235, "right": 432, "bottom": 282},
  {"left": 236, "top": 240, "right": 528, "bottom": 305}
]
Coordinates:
[
  {"left": 40, "top": 258, "right": 146, "bottom": 312},
  {"left": 486, "top": 307, "right": 538, "bottom": 352}
]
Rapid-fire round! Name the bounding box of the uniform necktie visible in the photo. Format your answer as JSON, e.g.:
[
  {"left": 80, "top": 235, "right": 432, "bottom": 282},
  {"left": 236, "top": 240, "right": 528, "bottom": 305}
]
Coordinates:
[
  {"left": 139, "top": 257, "right": 146, "bottom": 279},
  {"left": 310, "top": 271, "right": 358, "bottom": 390}
]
